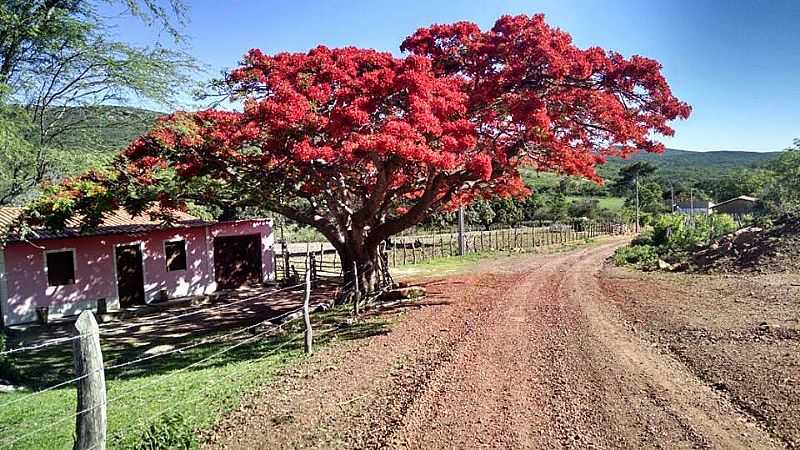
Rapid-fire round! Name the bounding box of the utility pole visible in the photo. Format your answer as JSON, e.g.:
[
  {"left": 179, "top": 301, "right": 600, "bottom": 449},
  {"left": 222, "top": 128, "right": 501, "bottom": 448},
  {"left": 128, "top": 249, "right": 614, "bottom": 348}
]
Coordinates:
[
  {"left": 670, "top": 183, "right": 675, "bottom": 214},
  {"left": 635, "top": 175, "right": 641, "bottom": 233},
  {"left": 457, "top": 206, "right": 466, "bottom": 256},
  {"left": 690, "top": 188, "right": 695, "bottom": 225}
]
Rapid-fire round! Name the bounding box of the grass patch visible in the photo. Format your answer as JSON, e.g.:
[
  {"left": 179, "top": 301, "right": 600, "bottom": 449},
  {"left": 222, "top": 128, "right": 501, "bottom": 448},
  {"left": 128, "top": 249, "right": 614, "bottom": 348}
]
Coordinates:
[
  {"left": 392, "top": 236, "right": 605, "bottom": 279},
  {"left": 0, "top": 307, "right": 389, "bottom": 450},
  {"left": 566, "top": 195, "right": 626, "bottom": 211}
]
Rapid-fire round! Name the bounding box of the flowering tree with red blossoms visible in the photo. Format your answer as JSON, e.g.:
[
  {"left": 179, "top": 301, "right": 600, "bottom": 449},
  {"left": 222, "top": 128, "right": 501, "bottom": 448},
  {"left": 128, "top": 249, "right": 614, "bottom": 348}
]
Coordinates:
[{"left": 27, "top": 15, "right": 690, "bottom": 293}]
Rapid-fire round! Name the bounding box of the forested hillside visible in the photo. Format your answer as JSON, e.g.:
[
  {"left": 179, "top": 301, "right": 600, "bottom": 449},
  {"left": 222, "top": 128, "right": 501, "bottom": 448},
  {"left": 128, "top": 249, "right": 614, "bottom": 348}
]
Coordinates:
[
  {"left": 597, "top": 148, "right": 781, "bottom": 181},
  {"left": 55, "top": 106, "right": 162, "bottom": 152},
  {"left": 0, "top": 106, "right": 162, "bottom": 205}
]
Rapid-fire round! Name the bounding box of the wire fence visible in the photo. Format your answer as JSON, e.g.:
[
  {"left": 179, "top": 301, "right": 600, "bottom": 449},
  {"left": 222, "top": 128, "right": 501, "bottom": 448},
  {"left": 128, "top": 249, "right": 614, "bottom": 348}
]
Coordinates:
[
  {"left": 1, "top": 222, "right": 629, "bottom": 449},
  {"left": 0, "top": 275, "right": 324, "bottom": 450},
  {"left": 274, "top": 221, "right": 630, "bottom": 281}
]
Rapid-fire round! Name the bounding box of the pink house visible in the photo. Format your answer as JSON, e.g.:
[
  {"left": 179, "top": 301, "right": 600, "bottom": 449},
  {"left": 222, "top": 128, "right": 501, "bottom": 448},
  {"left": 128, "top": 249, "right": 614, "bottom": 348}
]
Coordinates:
[{"left": 0, "top": 208, "right": 274, "bottom": 326}]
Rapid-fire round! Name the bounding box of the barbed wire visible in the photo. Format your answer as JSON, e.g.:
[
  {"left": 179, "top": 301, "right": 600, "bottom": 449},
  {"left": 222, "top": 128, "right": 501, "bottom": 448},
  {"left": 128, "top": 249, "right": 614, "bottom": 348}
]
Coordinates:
[
  {"left": 105, "top": 281, "right": 309, "bottom": 335},
  {"left": 102, "top": 304, "right": 307, "bottom": 409},
  {"left": 95, "top": 334, "right": 306, "bottom": 450},
  {"left": 0, "top": 371, "right": 91, "bottom": 410},
  {"left": 0, "top": 300, "right": 310, "bottom": 412},
  {"left": 0, "top": 333, "right": 90, "bottom": 357},
  {"left": 0, "top": 396, "right": 102, "bottom": 449},
  {"left": 0, "top": 303, "right": 309, "bottom": 450},
  {"left": 2, "top": 253, "right": 510, "bottom": 447},
  {"left": 103, "top": 302, "right": 308, "bottom": 377},
  {"left": 0, "top": 281, "right": 311, "bottom": 358}
]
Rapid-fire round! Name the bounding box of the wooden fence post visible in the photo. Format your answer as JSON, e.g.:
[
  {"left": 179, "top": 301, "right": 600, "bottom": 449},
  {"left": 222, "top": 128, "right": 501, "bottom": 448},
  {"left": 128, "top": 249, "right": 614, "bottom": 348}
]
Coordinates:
[
  {"left": 530, "top": 226, "right": 535, "bottom": 249},
  {"left": 448, "top": 232, "right": 453, "bottom": 256},
  {"left": 281, "top": 241, "right": 290, "bottom": 282},
  {"left": 72, "top": 310, "right": 106, "bottom": 450},
  {"left": 353, "top": 262, "right": 361, "bottom": 316},
  {"left": 303, "top": 270, "right": 313, "bottom": 354}
]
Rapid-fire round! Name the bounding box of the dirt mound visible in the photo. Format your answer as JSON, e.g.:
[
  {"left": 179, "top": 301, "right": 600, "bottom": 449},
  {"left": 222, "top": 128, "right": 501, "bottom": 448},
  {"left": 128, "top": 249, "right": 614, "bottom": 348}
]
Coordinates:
[{"left": 691, "top": 215, "right": 800, "bottom": 273}]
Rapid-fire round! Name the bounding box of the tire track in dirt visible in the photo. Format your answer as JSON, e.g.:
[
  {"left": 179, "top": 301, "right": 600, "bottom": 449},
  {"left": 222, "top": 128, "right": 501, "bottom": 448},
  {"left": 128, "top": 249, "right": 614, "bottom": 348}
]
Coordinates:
[
  {"left": 205, "top": 239, "right": 781, "bottom": 449},
  {"left": 558, "top": 242, "right": 780, "bottom": 449}
]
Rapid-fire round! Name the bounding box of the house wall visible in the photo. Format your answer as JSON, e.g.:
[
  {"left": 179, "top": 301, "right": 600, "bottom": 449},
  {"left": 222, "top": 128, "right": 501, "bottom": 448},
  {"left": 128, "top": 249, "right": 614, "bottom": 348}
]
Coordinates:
[
  {"left": 0, "top": 219, "right": 274, "bottom": 326},
  {"left": 0, "top": 248, "right": 7, "bottom": 327}
]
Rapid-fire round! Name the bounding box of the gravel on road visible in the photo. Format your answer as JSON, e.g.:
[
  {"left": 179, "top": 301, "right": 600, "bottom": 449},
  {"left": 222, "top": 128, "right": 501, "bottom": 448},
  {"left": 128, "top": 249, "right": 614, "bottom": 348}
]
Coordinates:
[{"left": 205, "top": 238, "right": 782, "bottom": 449}]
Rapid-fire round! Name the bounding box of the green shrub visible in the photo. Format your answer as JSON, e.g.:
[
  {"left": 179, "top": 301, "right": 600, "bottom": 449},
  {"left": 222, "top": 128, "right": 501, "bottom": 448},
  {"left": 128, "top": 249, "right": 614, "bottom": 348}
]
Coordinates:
[
  {"left": 651, "top": 214, "right": 736, "bottom": 252},
  {"left": 613, "top": 245, "right": 660, "bottom": 270},
  {"left": 128, "top": 413, "right": 197, "bottom": 450},
  {"left": 754, "top": 215, "right": 774, "bottom": 229},
  {"left": 617, "top": 213, "right": 740, "bottom": 271},
  {"left": 630, "top": 231, "right": 653, "bottom": 247}
]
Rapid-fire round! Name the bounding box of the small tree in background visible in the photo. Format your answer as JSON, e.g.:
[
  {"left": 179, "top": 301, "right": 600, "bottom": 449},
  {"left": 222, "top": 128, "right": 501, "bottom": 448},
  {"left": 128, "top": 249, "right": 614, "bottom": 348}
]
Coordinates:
[
  {"left": 466, "top": 200, "right": 497, "bottom": 230},
  {"left": 764, "top": 139, "right": 800, "bottom": 214},
  {"left": 26, "top": 14, "right": 690, "bottom": 294},
  {"left": 0, "top": 0, "right": 196, "bottom": 205}
]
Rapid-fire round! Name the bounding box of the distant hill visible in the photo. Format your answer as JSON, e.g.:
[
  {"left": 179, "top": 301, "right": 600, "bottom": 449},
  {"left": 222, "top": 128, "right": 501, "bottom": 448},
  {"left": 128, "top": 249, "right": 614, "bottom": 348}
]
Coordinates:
[
  {"left": 54, "top": 105, "right": 163, "bottom": 152},
  {"left": 597, "top": 148, "right": 781, "bottom": 181},
  {"left": 51, "top": 108, "right": 786, "bottom": 190},
  {"left": 63, "top": 108, "right": 780, "bottom": 183}
]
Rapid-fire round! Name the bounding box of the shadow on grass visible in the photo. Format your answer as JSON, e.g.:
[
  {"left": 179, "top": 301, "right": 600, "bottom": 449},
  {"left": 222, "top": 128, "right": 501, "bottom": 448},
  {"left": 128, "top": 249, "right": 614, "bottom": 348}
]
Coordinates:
[{"left": 2, "top": 284, "right": 389, "bottom": 391}]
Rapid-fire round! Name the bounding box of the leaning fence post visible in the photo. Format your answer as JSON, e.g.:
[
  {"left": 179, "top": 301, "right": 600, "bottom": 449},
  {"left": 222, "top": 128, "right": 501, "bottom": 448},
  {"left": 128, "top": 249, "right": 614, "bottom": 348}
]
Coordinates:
[
  {"left": 72, "top": 310, "right": 106, "bottom": 450},
  {"left": 303, "top": 270, "right": 313, "bottom": 355}
]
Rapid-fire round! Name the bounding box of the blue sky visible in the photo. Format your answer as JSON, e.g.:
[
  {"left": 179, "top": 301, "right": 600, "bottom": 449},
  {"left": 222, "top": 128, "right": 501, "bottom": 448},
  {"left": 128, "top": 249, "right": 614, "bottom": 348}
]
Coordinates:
[{"left": 111, "top": 0, "right": 800, "bottom": 152}]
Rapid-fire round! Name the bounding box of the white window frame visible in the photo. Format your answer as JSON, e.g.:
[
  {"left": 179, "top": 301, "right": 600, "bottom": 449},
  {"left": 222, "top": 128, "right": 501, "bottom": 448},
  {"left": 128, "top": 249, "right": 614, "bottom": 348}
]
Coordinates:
[
  {"left": 43, "top": 248, "right": 77, "bottom": 288},
  {"left": 163, "top": 238, "right": 187, "bottom": 272}
]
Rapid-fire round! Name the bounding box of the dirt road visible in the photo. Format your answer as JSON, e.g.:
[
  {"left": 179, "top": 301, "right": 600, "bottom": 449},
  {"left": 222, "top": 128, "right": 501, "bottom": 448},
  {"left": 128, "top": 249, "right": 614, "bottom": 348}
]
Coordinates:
[{"left": 206, "top": 238, "right": 782, "bottom": 449}]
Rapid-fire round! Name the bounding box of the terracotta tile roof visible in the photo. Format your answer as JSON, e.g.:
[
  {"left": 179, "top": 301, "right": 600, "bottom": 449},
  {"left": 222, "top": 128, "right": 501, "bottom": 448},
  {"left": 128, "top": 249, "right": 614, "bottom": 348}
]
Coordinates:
[
  {"left": 0, "top": 207, "right": 23, "bottom": 235},
  {"left": 0, "top": 207, "right": 208, "bottom": 242}
]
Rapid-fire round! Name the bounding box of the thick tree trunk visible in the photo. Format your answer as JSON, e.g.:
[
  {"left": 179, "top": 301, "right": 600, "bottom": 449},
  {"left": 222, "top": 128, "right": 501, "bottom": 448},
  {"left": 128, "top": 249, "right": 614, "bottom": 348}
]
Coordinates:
[{"left": 337, "top": 241, "right": 384, "bottom": 304}]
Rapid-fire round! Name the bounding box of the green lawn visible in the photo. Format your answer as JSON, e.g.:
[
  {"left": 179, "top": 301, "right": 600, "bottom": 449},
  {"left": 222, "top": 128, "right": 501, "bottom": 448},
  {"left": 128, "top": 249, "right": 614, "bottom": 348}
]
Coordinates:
[
  {"left": 566, "top": 195, "right": 626, "bottom": 211},
  {"left": 0, "top": 308, "right": 389, "bottom": 450}
]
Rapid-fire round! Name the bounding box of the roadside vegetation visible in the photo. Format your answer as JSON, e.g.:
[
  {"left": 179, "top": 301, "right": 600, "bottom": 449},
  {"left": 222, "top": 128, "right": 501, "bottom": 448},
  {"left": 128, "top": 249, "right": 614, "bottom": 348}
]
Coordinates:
[
  {"left": 613, "top": 214, "right": 737, "bottom": 270},
  {"left": 613, "top": 139, "right": 800, "bottom": 272},
  {"left": 0, "top": 306, "right": 390, "bottom": 450}
]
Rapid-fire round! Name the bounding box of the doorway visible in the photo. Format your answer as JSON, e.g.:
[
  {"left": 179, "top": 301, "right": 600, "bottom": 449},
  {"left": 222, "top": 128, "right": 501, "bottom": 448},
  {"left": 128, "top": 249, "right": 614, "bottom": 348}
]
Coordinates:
[
  {"left": 115, "top": 243, "right": 145, "bottom": 307},
  {"left": 213, "top": 234, "right": 262, "bottom": 289}
]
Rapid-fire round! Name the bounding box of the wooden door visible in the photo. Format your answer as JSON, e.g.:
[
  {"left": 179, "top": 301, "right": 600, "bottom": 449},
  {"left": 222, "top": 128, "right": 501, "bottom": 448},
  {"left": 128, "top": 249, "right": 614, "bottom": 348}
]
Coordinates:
[
  {"left": 213, "top": 235, "right": 262, "bottom": 289},
  {"left": 116, "top": 244, "right": 145, "bottom": 307}
]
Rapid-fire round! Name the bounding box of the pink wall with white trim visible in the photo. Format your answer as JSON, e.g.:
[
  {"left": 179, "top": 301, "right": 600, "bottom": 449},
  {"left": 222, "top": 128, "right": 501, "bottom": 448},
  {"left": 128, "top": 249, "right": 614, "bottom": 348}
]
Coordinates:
[{"left": 0, "top": 219, "right": 273, "bottom": 326}]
